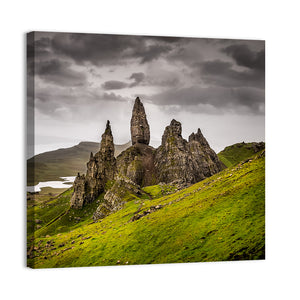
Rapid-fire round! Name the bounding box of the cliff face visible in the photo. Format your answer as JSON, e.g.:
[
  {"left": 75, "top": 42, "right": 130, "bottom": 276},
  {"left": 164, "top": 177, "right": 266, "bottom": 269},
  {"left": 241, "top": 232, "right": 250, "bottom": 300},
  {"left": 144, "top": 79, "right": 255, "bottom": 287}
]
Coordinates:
[{"left": 71, "top": 97, "right": 224, "bottom": 219}]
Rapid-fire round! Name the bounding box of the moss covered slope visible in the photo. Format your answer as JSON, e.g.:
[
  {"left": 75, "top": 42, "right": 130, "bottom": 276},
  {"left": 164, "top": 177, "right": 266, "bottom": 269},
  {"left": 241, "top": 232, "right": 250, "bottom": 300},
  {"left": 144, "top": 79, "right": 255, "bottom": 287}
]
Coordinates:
[
  {"left": 218, "top": 142, "right": 265, "bottom": 167},
  {"left": 28, "top": 151, "right": 265, "bottom": 268}
]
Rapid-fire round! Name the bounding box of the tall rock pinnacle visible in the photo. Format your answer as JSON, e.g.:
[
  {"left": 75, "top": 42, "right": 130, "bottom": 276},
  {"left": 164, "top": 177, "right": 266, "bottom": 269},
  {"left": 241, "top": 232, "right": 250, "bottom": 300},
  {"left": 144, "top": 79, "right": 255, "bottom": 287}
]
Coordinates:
[
  {"left": 99, "top": 120, "right": 115, "bottom": 159},
  {"left": 70, "top": 120, "right": 116, "bottom": 209},
  {"left": 130, "top": 97, "right": 150, "bottom": 145}
]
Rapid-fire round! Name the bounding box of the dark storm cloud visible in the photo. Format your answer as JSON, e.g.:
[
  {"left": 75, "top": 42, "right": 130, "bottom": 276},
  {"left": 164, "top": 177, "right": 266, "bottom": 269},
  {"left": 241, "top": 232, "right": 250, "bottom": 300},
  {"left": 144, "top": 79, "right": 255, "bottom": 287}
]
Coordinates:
[
  {"left": 148, "top": 36, "right": 183, "bottom": 43},
  {"left": 51, "top": 33, "right": 178, "bottom": 66},
  {"left": 34, "top": 37, "right": 52, "bottom": 57},
  {"left": 129, "top": 72, "right": 146, "bottom": 86},
  {"left": 30, "top": 33, "right": 265, "bottom": 156},
  {"left": 34, "top": 83, "right": 130, "bottom": 119},
  {"left": 36, "top": 59, "right": 87, "bottom": 86},
  {"left": 129, "top": 72, "right": 179, "bottom": 88},
  {"left": 222, "top": 44, "right": 265, "bottom": 71},
  {"left": 28, "top": 36, "right": 52, "bottom": 60},
  {"left": 134, "top": 44, "right": 172, "bottom": 63},
  {"left": 102, "top": 80, "right": 128, "bottom": 90},
  {"left": 102, "top": 71, "right": 178, "bottom": 90},
  {"left": 197, "top": 59, "right": 264, "bottom": 88},
  {"left": 32, "top": 33, "right": 265, "bottom": 119},
  {"left": 52, "top": 33, "right": 133, "bottom": 65},
  {"left": 149, "top": 85, "right": 264, "bottom": 114},
  {"left": 27, "top": 37, "right": 52, "bottom": 75},
  {"left": 101, "top": 73, "right": 146, "bottom": 90}
]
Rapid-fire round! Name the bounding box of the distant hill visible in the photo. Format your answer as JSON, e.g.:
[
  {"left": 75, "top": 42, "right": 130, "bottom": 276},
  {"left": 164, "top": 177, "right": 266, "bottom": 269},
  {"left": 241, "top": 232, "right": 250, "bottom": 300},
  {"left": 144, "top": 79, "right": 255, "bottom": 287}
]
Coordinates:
[
  {"left": 27, "top": 141, "right": 131, "bottom": 185},
  {"left": 218, "top": 142, "right": 265, "bottom": 168}
]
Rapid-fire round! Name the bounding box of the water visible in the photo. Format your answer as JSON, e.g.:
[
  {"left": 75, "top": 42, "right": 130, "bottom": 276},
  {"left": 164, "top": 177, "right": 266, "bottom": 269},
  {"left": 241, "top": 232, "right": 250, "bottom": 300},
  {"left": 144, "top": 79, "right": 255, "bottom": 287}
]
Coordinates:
[{"left": 27, "top": 176, "right": 76, "bottom": 193}]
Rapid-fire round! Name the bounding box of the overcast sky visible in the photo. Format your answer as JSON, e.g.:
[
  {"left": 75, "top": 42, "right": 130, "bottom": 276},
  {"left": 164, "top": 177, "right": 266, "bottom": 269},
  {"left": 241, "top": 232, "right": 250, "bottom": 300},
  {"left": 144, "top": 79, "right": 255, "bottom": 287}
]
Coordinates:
[{"left": 27, "top": 32, "right": 265, "bottom": 157}]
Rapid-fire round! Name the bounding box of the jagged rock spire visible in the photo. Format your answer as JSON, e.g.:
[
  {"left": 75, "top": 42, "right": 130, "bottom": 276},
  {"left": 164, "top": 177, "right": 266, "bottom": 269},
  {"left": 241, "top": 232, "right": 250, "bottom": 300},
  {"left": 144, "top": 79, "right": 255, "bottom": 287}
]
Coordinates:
[
  {"left": 100, "top": 120, "right": 114, "bottom": 158},
  {"left": 70, "top": 120, "right": 116, "bottom": 209},
  {"left": 130, "top": 97, "right": 150, "bottom": 145},
  {"left": 161, "top": 119, "right": 186, "bottom": 151},
  {"left": 162, "top": 119, "right": 182, "bottom": 143},
  {"left": 188, "top": 128, "right": 210, "bottom": 148}
]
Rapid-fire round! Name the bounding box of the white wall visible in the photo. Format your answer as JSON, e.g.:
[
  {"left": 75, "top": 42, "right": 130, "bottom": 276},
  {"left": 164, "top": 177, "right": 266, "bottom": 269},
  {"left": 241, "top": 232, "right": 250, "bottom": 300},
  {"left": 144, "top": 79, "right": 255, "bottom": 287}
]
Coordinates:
[{"left": 1, "top": 1, "right": 300, "bottom": 299}]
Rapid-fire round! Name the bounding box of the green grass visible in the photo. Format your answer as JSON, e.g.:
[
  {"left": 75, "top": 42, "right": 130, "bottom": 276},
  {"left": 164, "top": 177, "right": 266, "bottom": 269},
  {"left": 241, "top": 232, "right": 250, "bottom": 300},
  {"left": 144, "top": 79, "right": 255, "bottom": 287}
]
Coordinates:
[
  {"left": 27, "top": 189, "right": 73, "bottom": 239},
  {"left": 27, "top": 150, "right": 265, "bottom": 268},
  {"left": 218, "top": 141, "right": 265, "bottom": 167},
  {"left": 142, "top": 184, "right": 178, "bottom": 199},
  {"left": 27, "top": 189, "right": 106, "bottom": 241}
]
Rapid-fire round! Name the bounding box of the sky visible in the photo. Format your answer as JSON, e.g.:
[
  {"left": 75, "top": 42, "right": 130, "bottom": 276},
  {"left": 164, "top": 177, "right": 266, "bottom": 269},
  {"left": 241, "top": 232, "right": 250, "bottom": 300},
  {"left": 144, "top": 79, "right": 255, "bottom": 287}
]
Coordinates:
[{"left": 27, "top": 32, "right": 265, "bottom": 157}]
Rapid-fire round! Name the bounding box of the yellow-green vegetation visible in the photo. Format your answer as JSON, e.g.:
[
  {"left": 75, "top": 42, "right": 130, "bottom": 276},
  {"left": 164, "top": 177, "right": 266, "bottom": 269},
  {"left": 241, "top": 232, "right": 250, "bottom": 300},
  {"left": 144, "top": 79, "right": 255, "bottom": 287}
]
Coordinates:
[
  {"left": 27, "top": 151, "right": 264, "bottom": 268},
  {"left": 142, "top": 184, "right": 177, "bottom": 198},
  {"left": 27, "top": 187, "right": 69, "bottom": 207},
  {"left": 218, "top": 142, "right": 265, "bottom": 167},
  {"left": 27, "top": 189, "right": 104, "bottom": 240}
]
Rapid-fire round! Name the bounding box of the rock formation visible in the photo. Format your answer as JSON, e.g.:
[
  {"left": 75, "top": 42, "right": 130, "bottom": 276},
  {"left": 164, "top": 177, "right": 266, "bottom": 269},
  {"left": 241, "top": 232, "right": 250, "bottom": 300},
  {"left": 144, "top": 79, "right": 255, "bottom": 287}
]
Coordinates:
[
  {"left": 70, "top": 121, "right": 116, "bottom": 208},
  {"left": 70, "top": 173, "right": 86, "bottom": 209},
  {"left": 116, "top": 143, "right": 156, "bottom": 187},
  {"left": 154, "top": 119, "right": 191, "bottom": 184},
  {"left": 130, "top": 97, "right": 150, "bottom": 145},
  {"left": 71, "top": 97, "right": 224, "bottom": 219},
  {"left": 154, "top": 120, "right": 224, "bottom": 186},
  {"left": 188, "top": 128, "right": 224, "bottom": 179},
  {"left": 93, "top": 175, "right": 142, "bottom": 220}
]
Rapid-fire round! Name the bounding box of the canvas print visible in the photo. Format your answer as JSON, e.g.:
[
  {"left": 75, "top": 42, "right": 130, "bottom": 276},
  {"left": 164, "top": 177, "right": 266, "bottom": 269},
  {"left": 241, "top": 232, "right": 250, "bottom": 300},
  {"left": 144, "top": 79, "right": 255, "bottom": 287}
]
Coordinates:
[{"left": 27, "top": 32, "right": 265, "bottom": 268}]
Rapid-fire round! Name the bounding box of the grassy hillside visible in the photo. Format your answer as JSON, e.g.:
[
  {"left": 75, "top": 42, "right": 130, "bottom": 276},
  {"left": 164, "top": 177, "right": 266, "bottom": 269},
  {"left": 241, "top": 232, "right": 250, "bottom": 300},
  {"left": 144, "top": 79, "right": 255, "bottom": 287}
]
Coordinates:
[
  {"left": 218, "top": 141, "right": 265, "bottom": 168},
  {"left": 27, "top": 141, "right": 131, "bottom": 185},
  {"left": 27, "top": 150, "right": 265, "bottom": 268}
]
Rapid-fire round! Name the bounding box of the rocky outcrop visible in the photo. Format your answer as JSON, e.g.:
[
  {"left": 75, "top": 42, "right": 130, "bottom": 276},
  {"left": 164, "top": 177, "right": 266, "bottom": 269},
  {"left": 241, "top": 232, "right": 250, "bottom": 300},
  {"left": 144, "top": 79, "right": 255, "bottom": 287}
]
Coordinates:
[
  {"left": 70, "top": 173, "right": 86, "bottom": 209},
  {"left": 116, "top": 143, "right": 156, "bottom": 187},
  {"left": 130, "top": 97, "right": 150, "bottom": 145},
  {"left": 188, "top": 128, "right": 224, "bottom": 179},
  {"left": 249, "top": 142, "right": 265, "bottom": 153},
  {"left": 71, "top": 96, "right": 224, "bottom": 220},
  {"left": 70, "top": 121, "right": 116, "bottom": 208},
  {"left": 154, "top": 119, "right": 191, "bottom": 184},
  {"left": 93, "top": 175, "right": 142, "bottom": 220},
  {"left": 154, "top": 120, "right": 224, "bottom": 186}
]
